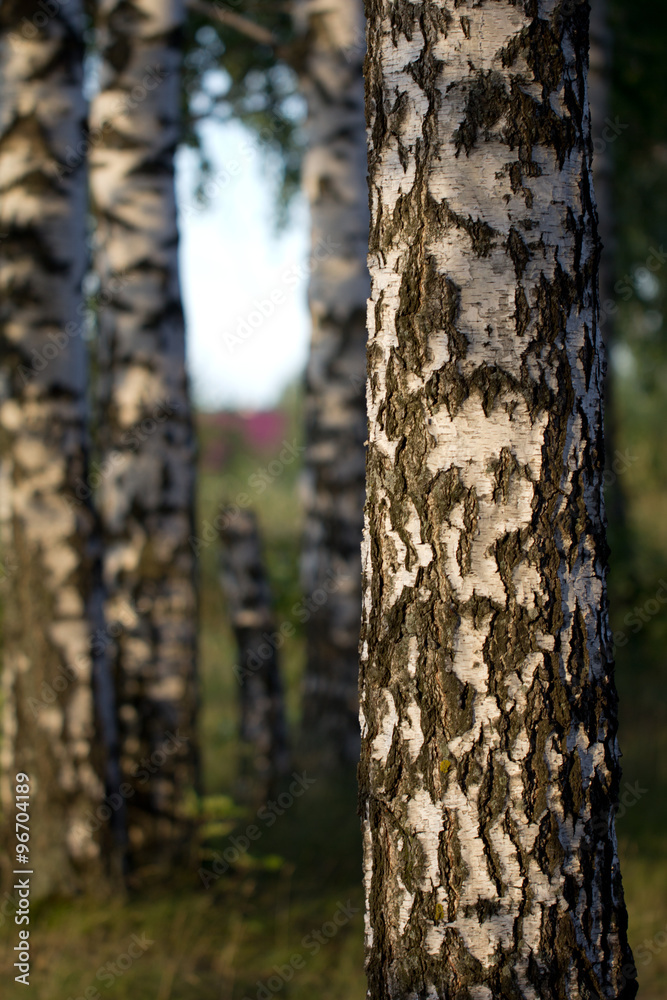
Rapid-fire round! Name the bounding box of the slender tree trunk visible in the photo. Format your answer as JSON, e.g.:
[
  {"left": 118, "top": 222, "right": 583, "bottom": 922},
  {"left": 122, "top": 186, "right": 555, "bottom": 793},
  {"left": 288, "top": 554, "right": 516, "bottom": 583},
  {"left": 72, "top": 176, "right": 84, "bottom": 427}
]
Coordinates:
[
  {"left": 88, "top": 0, "right": 199, "bottom": 868},
  {"left": 359, "top": 2, "right": 636, "bottom": 997},
  {"left": 294, "top": 0, "right": 370, "bottom": 766},
  {"left": 0, "top": 0, "right": 122, "bottom": 898},
  {"left": 219, "top": 509, "right": 289, "bottom": 792}
]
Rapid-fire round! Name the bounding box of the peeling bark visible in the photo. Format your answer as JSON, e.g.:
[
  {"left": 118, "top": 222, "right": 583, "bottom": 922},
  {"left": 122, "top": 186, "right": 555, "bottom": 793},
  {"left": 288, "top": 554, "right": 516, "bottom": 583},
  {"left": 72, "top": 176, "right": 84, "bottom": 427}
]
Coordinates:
[
  {"left": 359, "top": 2, "right": 636, "bottom": 997},
  {"left": 294, "top": 0, "right": 370, "bottom": 766},
  {"left": 219, "top": 508, "right": 289, "bottom": 793},
  {"left": 88, "top": 0, "right": 199, "bottom": 867},
  {"left": 0, "top": 0, "right": 122, "bottom": 898}
]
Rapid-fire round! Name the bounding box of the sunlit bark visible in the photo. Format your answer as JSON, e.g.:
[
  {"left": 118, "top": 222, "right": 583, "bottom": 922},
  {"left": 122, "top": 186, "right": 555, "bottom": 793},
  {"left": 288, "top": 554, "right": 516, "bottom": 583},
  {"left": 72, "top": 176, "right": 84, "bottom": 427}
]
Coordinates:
[
  {"left": 359, "top": 2, "right": 636, "bottom": 996},
  {"left": 89, "top": 0, "right": 199, "bottom": 867},
  {"left": 0, "top": 0, "right": 122, "bottom": 897},
  {"left": 295, "top": 0, "right": 370, "bottom": 766}
]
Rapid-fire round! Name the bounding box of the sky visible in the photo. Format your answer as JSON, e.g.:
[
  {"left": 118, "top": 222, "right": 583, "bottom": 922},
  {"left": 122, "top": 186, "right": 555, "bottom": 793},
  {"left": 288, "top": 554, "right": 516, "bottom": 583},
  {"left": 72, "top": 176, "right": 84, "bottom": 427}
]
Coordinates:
[{"left": 176, "top": 120, "right": 311, "bottom": 412}]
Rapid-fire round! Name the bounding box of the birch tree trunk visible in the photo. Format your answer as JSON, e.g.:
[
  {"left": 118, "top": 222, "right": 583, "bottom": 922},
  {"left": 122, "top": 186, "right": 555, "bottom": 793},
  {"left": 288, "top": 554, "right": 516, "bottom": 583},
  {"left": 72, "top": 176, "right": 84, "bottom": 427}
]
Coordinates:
[
  {"left": 359, "top": 2, "right": 636, "bottom": 997},
  {"left": 88, "top": 0, "right": 199, "bottom": 868},
  {"left": 0, "top": 0, "right": 122, "bottom": 898},
  {"left": 294, "top": 0, "right": 370, "bottom": 766},
  {"left": 219, "top": 509, "right": 289, "bottom": 792}
]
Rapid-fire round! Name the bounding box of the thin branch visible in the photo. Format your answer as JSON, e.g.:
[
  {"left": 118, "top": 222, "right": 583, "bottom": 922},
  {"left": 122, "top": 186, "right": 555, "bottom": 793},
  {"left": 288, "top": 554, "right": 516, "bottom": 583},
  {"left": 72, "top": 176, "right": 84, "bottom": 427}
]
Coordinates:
[{"left": 187, "top": 0, "right": 279, "bottom": 48}]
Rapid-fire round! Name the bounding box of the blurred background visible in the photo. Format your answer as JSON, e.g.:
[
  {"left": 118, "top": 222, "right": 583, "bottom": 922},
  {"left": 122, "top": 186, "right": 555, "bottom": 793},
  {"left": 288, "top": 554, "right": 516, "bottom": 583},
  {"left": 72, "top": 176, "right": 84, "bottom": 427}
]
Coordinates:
[{"left": 1, "top": 0, "right": 666, "bottom": 997}]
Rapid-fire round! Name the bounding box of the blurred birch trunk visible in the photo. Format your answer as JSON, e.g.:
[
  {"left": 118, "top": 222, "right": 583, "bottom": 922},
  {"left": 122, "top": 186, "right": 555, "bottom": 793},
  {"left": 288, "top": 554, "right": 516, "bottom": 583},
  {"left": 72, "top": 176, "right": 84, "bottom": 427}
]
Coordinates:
[
  {"left": 219, "top": 508, "right": 289, "bottom": 794},
  {"left": 88, "top": 0, "right": 199, "bottom": 868},
  {"left": 0, "top": 0, "right": 122, "bottom": 898},
  {"left": 293, "top": 0, "right": 369, "bottom": 767}
]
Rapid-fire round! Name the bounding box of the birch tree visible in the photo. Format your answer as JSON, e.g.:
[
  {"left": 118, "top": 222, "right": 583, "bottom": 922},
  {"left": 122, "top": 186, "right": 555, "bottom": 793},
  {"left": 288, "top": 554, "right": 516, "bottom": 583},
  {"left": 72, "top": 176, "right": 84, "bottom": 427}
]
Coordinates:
[
  {"left": 294, "top": 0, "right": 369, "bottom": 766},
  {"left": 181, "top": 2, "right": 368, "bottom": 764},
  {"left": 0, "top": 0, "right": 121, "bottom": 897},
  {"left": 88, "top": 0, "right": 199, "bottom": 867},
  {"left": 219, "top": 508, "right": 289, "bottom": 791},
  {"left": 359, "top": 2, "right": 637, "bottom": 996}
]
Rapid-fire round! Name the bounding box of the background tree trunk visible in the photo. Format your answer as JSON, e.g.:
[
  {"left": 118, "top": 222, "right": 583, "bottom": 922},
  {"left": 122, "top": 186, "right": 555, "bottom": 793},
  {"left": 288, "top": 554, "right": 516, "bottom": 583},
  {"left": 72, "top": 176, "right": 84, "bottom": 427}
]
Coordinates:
[
  {"left": 219, "top": 508, "right": 289, "bottom": 794},
  {"left": 88, "top": 0, "right": 199, "bottom": 869},
  {"left": 0, "top": 0, "right": 122, "bottom": 898},
  {"left": 589, "top": 0, "right": 628, "bottom": 536},
  {"left": 294, "top": 0, "right": 370, "bottom": 767},
  {"left": 590, "top": 0, "right": 614, "bottom": 309},
  {"left": 359, "top": 2, "right": 636, "bottom": 997}
]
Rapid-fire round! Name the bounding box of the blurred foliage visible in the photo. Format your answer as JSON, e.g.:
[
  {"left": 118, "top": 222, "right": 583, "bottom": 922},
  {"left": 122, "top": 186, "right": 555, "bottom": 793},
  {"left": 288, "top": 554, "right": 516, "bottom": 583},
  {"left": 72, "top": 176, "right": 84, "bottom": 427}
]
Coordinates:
[
  {"left": 607, "top": 2, "right": 667, "bottom": 997},
  {"left": 182, "top": 1, "right": 305, "bottom": 225}
]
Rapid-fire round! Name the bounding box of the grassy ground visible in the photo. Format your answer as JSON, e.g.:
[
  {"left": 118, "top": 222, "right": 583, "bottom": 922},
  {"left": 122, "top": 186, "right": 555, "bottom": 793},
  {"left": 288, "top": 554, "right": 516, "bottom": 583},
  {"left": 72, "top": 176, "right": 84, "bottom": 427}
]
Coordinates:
[
  {"left": 0, "top": 393, "right": 367, "bottom": 1000},
  {"left": 0, "top": 390, "right": 665, "bottom": 998}
]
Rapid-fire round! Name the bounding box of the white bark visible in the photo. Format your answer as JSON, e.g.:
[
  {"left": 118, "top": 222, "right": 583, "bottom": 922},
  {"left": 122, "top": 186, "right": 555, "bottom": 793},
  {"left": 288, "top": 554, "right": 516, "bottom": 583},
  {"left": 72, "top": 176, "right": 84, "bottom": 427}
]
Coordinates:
[
  {"left": 295, "top": 0, "right": 370, "bottom": 765},
  {"left": 0, "top": 0, "right": 121, "bottom": 897},
  {"left": 360, "top": 2, "right": 635, "bottom": 997},
  {"left": 89, "top": 0, "right": 199, "bottom": 865}
]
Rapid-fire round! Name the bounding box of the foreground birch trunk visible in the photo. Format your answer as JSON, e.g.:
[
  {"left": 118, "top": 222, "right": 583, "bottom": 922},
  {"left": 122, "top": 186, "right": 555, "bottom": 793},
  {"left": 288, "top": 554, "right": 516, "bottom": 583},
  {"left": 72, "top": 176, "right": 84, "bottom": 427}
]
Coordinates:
[
  {"left": 359, "top": 2, "right": 636, "bottom": 996},
  {"left": 294, "top": 0, "right": 370, "bottom": 766},
  {"left": 89, "top": 0, "right": 199, "bottom": 867},
  {"left": 0, "top": 0, "right": 121, "bottom": 897}
]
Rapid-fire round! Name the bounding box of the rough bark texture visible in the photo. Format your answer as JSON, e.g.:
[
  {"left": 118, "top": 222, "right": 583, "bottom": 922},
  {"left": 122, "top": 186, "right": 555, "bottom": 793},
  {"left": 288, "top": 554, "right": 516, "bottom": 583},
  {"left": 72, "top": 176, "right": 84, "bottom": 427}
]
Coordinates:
[
  {"left": 88, "top": 0, "right": 199, "bottom": 868},
  {"left": 219, "top": 509, "right": 289, "bottom": 792},
  {"left": 0, "top": 0, "right": 122, "bottom": 898},
  {"left": 294, "top": 0, "right": 370, "bottom": 766},
  {"left": 359, "top": 2, "right": 636, "bottom": 998}
]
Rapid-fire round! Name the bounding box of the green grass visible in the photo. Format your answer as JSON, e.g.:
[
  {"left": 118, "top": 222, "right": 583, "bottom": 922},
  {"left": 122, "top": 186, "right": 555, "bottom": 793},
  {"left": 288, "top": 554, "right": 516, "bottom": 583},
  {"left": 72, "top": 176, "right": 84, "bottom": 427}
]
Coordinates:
[
  {"left": 2, "top": 772, "right": 365, "bottom": 1000},
  {"left": 1, "top": 390, "right": 666, "bottom": 998},
  {"left": 0, "top": 394, "right": 367, "bottom": 999}
]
